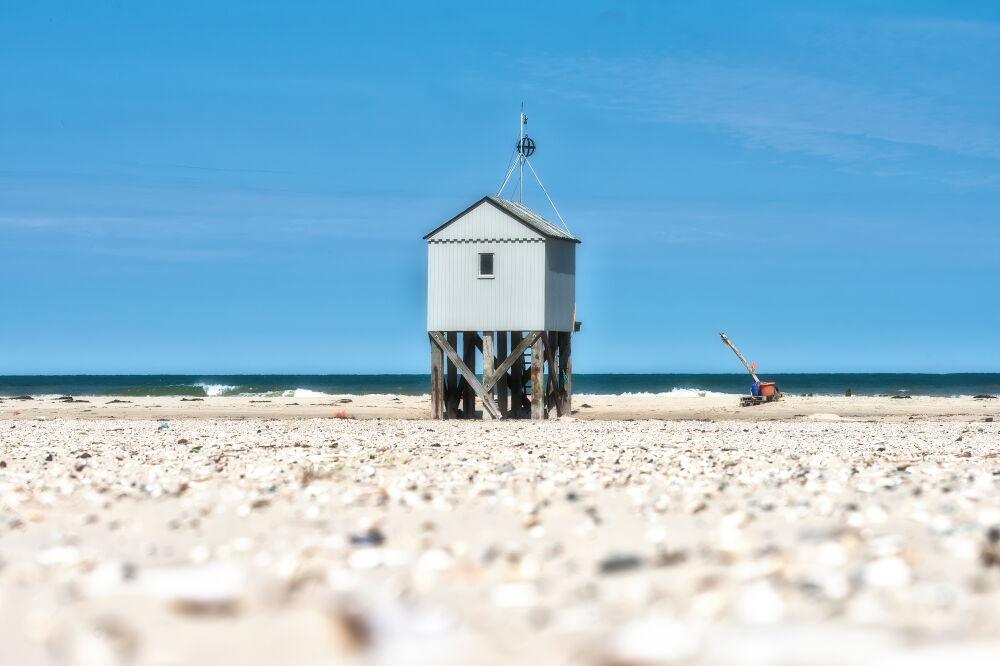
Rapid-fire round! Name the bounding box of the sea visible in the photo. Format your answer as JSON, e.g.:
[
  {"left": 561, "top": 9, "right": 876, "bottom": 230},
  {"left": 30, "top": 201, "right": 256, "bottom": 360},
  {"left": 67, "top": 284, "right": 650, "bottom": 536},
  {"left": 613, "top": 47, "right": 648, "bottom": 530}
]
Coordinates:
[{"left": 0, "top": 374, "right": 998, "bottom": 398}]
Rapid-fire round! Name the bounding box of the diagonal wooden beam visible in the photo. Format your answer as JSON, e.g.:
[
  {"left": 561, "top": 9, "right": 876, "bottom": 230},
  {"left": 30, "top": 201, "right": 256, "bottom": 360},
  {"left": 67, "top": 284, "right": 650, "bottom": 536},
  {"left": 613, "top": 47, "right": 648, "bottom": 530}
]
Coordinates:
[
  {"left": 484, "top": 331, "right": 541, "bottom": 391},
  {"left": 429, "top": 331, "right": 501, "bottom": 419}
]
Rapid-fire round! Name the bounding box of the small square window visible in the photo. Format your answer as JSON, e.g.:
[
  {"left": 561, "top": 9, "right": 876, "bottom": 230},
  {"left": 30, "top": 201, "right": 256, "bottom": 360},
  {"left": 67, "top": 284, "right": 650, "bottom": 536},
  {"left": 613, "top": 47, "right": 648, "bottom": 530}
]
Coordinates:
[{"left": 479, "top": 252, "right": 494, "bottom": 278}]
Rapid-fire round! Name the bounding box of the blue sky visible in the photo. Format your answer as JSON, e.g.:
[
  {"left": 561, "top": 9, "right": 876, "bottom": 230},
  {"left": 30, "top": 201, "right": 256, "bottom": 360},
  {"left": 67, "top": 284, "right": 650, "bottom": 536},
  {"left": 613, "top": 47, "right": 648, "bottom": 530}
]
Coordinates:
[{"left": 2, "top": 1, "right": 998, "bottom": 374}]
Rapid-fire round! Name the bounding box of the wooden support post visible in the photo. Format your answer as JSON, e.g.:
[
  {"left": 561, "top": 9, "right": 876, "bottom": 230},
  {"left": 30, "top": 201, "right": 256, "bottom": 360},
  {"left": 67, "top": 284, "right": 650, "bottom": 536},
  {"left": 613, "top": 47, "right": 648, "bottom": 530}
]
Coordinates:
[
  {"left": 428, "top": 331, "right": 501, "bottom": 419},
  {"left": 446, "top": 331, "right": 458, "bottom": 418},
  {"left": 430, "top": 332, "right": 444, "bottom": 419},
  {"left": 530, "top": 333, "right": 544, "bottom": 420},
  {"left": 497, "top": 331, "right": 508, "bottom": 417},
  {"left": 482, "top": 332, "right": 496, "bottom": 421},
  {"left": 463, "top": 332, "right": 476, "bottom": 419},
  {"left": 483, "top": 331, "right": 541, "bottom": 391},
  {"left": 552, "top": 333, "right": 563, "bottom": 415},
  {"left": 482, "top": 331, "right": 495, "bottom": 398},
  {"left": 545, "top": 331, "right": 559, "bottom": 416},
  {"left": 559, "top": 331, "right": 572, "bottom": 416},
  {"left": 511, "top": 331, "right": 523, "bottom": 418}
]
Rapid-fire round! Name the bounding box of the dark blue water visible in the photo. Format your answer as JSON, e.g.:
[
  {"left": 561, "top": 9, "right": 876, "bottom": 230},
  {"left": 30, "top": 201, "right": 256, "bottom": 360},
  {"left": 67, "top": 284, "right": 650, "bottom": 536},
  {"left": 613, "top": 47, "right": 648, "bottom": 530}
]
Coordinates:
[{"left": 0, "top": 374, "right": 997, "bottom": 397}]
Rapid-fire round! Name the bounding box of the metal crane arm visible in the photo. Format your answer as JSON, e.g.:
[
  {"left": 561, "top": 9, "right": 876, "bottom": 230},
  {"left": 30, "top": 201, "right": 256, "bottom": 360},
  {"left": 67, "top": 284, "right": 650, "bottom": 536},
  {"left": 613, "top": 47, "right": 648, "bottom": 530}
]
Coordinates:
[{"left": 720, "top": 332, "right": 761, "bottom": 384}]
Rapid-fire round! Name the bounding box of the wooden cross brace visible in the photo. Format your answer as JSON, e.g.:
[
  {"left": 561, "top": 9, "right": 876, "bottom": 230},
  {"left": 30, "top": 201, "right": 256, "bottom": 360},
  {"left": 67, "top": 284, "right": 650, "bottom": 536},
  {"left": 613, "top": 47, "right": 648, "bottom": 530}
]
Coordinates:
[
  {"left": 484, "top": 331, "right": 542, "bottom": 391},
  {"left": 429, "top": 331, "right": 501, "bottom": 419}
]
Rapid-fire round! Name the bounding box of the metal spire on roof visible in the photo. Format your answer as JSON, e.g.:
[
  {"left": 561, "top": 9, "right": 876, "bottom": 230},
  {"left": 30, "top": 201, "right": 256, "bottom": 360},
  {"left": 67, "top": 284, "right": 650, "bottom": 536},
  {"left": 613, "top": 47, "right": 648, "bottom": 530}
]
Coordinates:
[
  {"left": 519, "top": 103, "right": 525, "bottom": 203},
  {"left": 496, "top": 104, "right": 572, "bottom": 236}
]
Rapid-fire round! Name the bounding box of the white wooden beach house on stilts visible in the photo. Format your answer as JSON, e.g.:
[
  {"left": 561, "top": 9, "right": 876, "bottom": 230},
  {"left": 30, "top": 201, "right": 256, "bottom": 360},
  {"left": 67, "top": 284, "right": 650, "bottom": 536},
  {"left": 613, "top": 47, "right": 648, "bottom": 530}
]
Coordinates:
[{"left": 425, "top": 108, "right": 580, "bottom": 419}]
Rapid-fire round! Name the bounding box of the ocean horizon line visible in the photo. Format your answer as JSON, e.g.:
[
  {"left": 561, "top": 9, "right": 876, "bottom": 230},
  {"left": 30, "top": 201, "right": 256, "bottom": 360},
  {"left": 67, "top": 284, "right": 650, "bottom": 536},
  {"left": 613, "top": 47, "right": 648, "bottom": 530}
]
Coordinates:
[
  {"left": 1, "top": 373, "right": 998, "bottom": 399},
  {"left": 3, "top": 371, "right": 1000, "bottom": 378}
]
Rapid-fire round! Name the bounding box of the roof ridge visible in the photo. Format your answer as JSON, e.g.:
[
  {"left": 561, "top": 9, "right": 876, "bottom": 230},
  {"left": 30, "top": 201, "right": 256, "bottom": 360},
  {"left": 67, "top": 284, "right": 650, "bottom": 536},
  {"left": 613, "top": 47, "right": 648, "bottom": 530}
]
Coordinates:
[
  {"left": 423, "top": 195, "right": 581, "bottom": 243},
  {"left": 485, "top": 196, "right": 579, "bottom": 242}
]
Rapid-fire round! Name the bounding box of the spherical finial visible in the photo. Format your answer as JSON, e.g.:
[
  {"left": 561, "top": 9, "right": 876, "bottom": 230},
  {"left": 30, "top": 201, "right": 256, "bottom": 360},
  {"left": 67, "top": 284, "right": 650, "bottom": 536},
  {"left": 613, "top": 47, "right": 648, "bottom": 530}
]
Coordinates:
[{"left": 517, "top": 136, "right": 536, "bottom": 157}]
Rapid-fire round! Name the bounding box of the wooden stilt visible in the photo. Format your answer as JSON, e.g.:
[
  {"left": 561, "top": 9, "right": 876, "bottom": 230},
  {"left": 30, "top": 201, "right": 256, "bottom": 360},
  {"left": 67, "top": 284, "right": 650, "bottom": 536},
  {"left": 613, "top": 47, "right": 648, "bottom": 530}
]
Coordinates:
[
  {"left": 497, "top": 332, "right": 508, "bottom": 417},
  {"left": 558, "top": 331, "right": 572, "bottom": 416},
  {"left": 552, "top": 332, "right": 563, "bottom": 415},
  {"left": 430, "top": 332, "right": 444, "bottom": 419},
  {"left": 544, "top": 331, "right": 559, "bottom": 416},
  {"left": 482, "top": 331, "right": 495, "bottom": 420},
  {"left": 428, "top": 331, "right": 500, "bottom": 419},
  {"left": 446, "top": 331, "right": 458, "bottom": 418},
  {"left": 484, "top": 331, "right": 541, "bottom": 390},
  {"left": 530, "top": 333, "right": 544, "bottom": 419},
  {"left": 511, "top": 331, "right": 523, "bottom": 418},
  {"left": 463, "top": 332, "right": 476, "bottom": 419},
  {"left": 426, "top": 326, "right": 563, "bottom": 421}
]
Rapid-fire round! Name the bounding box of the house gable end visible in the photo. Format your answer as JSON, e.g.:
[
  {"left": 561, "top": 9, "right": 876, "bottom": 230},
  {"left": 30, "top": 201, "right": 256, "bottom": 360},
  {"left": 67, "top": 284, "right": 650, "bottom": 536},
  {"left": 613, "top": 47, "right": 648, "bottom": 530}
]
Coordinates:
[{"left": 424, "top": 197, "right": 547, "bottom": 242}]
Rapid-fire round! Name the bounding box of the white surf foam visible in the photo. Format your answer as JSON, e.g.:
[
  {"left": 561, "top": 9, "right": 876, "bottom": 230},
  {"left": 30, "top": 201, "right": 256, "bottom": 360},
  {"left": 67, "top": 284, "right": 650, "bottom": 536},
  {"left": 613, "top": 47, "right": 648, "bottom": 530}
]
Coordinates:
[
  {"left": 281, "top": 388, "right": 334, "bottom": 398},
  {"left": 578, "top": 388, "right": 735, "bottom": 398},
  {"left": 195, "top": 383, "right": 237, "bottom": 397}
]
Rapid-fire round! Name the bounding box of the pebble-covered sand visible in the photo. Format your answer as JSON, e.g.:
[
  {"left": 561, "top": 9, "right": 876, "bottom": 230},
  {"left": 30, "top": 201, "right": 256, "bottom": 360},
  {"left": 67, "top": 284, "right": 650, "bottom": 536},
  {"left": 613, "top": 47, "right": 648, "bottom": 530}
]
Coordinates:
[
  {"left": 3, "top": 393, "right": 999, "bottom": 422},
  {"left": 3, "top": 409, "right": 1000, "bottom": 664}
]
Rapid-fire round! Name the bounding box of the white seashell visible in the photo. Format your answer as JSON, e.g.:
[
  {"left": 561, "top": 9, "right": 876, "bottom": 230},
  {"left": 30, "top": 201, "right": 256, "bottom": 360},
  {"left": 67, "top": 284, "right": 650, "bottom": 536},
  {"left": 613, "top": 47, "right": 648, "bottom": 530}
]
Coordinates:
[
  {"left": 606, "top": 616, "right": 701, "bottom": 663},
  {"left": 37, "top": 545, "right": 81, "bottom": 566},
  {"left": 735, "top": 581, "right": 784, "bottom": 624},
  {"left": 141, "top": 561, "right": 246, "bottom": 610},
  {"left": 862, "top": 557, "right": 911, "bottom": 588},
  {"left": 490, "top": 582, "right": 537, "bottom": 608}
]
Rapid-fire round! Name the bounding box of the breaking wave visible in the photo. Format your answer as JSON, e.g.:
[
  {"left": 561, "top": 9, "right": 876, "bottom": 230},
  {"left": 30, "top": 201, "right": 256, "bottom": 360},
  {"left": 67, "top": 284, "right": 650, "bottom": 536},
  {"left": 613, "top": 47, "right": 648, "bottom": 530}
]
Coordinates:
[
  {"left": 280, "top": 388, "right": 334, "bottom": 398},
  {"left": 579, "top": 388, "right": 735, "bottom": 398},
  {"left": 195, "top": 383, "right": 238, "bottom": 397}
]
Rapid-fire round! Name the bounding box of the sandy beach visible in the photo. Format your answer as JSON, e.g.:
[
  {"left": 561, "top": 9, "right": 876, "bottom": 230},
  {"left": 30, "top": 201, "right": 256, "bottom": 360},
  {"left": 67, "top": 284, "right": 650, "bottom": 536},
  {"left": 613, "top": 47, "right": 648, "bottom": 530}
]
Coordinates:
[
  {"left": 1, "top": 396, "right": 999, "bottom": 664},
  {"left": 3, "top": 393, "right": 999, "bottom": 422},
  {"left": 6, "top": 0, "right": 998, "bottom": 663}
]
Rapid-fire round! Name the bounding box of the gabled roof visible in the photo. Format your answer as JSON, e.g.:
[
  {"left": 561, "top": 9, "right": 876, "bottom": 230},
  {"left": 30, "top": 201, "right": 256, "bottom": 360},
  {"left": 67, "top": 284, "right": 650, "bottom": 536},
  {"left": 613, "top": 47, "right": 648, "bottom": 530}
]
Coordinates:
[{"left": 423, "top": 195, "right": 581, "bottom": 243}]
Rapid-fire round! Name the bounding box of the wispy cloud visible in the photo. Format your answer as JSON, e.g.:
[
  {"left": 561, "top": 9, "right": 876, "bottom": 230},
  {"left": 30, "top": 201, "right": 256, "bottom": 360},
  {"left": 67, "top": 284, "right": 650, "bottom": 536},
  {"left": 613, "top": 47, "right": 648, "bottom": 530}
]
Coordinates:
[
  {"left": 0, "top": 175, "right": 454, "bottom": 243},
  {"left": 116, "top": 161, "right": 300, "bottom": 176},
  {"left": 531, "top": 55, "right": 999, "bottom": 161},
  {"left": 86, "top": 246, "right": 250, "bottom": 262},
  {"left": 598, "top": 9, "right": 625, "bottom": 21},
  {"left": 526, "top": 18, "right": 1000, "bottom": 163},
  {"left": 0, "top": 215, "right": 136, "bottom": 229}
]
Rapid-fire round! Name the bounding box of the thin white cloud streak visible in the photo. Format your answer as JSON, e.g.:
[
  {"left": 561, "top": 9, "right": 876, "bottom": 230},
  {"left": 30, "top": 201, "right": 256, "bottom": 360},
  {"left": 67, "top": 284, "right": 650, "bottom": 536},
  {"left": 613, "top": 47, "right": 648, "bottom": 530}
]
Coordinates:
[
  {"left": 0, "top": 215, "right": 138, "bottom": 228},
  {"left": 0, "top": 175, "right": 454, "bottom": 240},
  {"left": 86, "top": 246, "right": 250, "bottom": 262},
  {"left": 566, "top": 197, "right": 1000, "bottom": 250},
  {"left": 528, "top": 18, "right": 1000, "bottom": 162},
  {"left": 533, "top": 56, "right": 999, "bottom": 161}
]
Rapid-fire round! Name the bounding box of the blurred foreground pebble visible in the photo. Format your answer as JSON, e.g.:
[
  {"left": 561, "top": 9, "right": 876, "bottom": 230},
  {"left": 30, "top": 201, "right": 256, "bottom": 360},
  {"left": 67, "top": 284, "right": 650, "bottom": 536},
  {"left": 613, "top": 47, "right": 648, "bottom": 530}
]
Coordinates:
[{"left": 2, "top": 416, "right": 1000, "bottom": 664}]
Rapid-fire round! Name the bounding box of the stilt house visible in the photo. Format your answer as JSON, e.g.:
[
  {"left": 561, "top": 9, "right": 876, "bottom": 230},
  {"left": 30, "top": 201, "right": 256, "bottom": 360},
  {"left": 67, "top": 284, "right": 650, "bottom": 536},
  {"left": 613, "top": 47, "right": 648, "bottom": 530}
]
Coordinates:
[{"left": 425, "top": 195, "right": 580, "bottom": 419}]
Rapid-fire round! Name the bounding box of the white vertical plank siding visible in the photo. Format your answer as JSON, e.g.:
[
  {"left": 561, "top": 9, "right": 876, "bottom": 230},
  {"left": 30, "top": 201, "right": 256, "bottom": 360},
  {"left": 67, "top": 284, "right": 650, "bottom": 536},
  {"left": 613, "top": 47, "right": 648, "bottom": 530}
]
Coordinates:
[
  {"left": 427, "top": 199, "right": 576, "bottom": 333},
  {"left": 428, "top": 240, "right": 545, "bottom": 331},
  {"left": 544, "top": 240, "right": 576, "bottom": 332}
]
